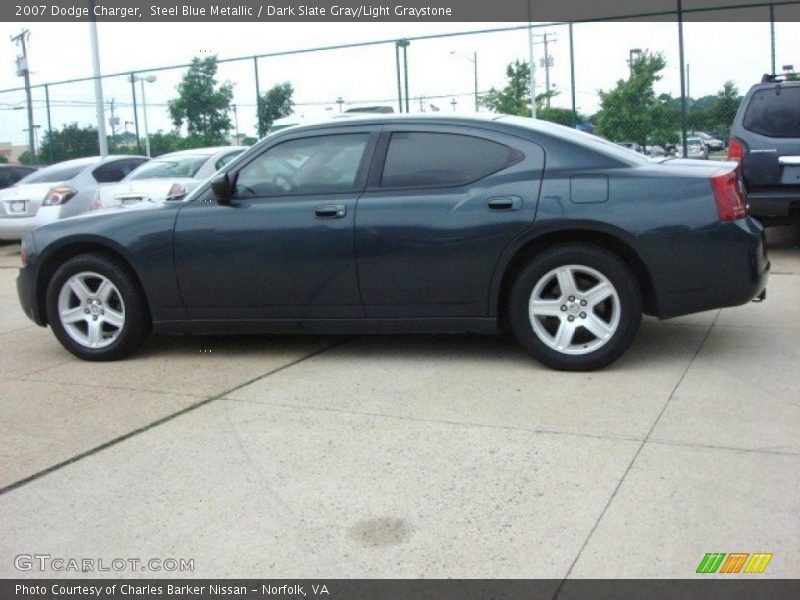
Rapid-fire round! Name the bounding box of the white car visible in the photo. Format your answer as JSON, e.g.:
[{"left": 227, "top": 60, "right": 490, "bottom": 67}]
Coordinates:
[
  {"left": 685, "top": 137, "right": 709, "bottom": 160},
  {"left": 0, "top": 155, "right": 147, "bottom": 241},
  {"left": 92, "top": 146, "right": 246, "bottom": 210}
]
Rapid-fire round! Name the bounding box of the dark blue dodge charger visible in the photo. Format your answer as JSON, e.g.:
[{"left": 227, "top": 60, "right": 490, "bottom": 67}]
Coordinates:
[{"left": 17, "top": 115, "right": 769, "bottom": 370}]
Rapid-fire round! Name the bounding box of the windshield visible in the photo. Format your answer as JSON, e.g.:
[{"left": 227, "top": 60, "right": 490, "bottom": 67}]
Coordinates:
[
  {"left": 23, "top": 162, "right": 90, "bottom": 184},
  {"left": 128, "top": 155, "right": 209, "bottom": 180}
]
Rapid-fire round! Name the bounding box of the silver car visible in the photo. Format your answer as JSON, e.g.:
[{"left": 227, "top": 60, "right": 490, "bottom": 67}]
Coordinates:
[
  {"left": 0, "top": 155, "right": 147, "bottom": 241},
  {"left": 92, "top": 146, "right": 246, "bottom": 210}
]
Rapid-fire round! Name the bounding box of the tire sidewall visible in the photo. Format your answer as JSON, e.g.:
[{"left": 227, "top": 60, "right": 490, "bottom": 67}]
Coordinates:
[
  {"left": 45, "top": 254, "right": 149, "bottom": 361},
  {"left": 508, "top": 244, "right": 642, "bottom": 371}
]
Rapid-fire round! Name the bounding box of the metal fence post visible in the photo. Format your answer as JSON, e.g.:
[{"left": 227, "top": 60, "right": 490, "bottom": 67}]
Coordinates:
[
  {"left": 395, "top": 42, "right": 403, "bottom": 113},
  {"left": 769, "top": 4, "right": 776, "bottom": 75},
  {"left": 569, "top": 23, "right": 577, "bottom": 125},
  {"left": 44, "top": 83, "right": 54, "bottom": 164},
  {"left": 677, "top": 0, "right": 688, "bottom": 158},
  {"left": 129, "top": 73, "right": 142, "bottom": 154},
  {"left": 254, "top": 56, "right": 261, "bottom": 136}
]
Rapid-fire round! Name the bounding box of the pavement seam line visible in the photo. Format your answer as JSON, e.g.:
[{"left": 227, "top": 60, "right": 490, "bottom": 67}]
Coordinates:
[
  {"left": 0, "top": 337, "right": 351, "bottom": 497},
  {"left": 552, "top": 310, "right": 720, "bottom": 596}
]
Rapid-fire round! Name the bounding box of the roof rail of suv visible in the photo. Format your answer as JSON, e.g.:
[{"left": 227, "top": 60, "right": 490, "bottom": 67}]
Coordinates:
[{"left": 761, "top": 73, "right": 800, "bottom": 83}]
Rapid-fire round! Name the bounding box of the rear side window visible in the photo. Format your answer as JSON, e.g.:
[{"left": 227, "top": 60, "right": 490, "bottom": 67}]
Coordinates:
[
  {"left": 380, "top": 132, "right": 523, "bottom": 189},
  {"left": 743, "top": 87, "right": 800, "bottom": 138},
  {"left": 24, "top": 163, "right": 87, "bottom": 184},
  {"left": 93, "top": 159, "right": 147, "bottom": 183}
]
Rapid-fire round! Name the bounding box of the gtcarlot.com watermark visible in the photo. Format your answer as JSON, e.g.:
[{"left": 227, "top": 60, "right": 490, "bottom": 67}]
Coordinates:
[{"left": 14, "top": 553, "right": 194, "bottom": 573}]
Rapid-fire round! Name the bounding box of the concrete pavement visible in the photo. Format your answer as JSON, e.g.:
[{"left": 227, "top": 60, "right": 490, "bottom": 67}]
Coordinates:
[{"left": 0, "top": 228, "right": 797, "bottom": 579}]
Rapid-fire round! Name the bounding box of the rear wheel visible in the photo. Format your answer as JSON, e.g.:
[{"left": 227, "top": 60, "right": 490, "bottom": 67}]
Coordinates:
[
  {"left": 508, "top": 244, "right": 642, "bottom": 371},
  {"left": 45, "top": 254, "right": 151, "bottom": 361}
]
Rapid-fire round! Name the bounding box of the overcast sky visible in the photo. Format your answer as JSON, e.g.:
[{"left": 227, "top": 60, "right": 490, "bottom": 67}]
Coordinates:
[{"left": 1, "top": 14, "right": 799, "bottom": 147}]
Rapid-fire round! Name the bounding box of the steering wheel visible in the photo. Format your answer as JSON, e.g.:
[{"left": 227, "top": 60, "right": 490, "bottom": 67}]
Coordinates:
[{"left": 273, "top": 173, "right": 296, "bottom": 193}]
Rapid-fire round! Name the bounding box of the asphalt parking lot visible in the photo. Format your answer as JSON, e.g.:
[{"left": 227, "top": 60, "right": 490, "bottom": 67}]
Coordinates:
[{"left": 0, "top": 227, "right": 798, "bottom": 579}]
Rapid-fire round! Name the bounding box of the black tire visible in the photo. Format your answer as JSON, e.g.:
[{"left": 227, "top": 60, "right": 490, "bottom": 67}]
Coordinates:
[
  {"left": 45, "top": 253, "right": 151, "bottom": 361},
  {"left": 508, "top": 244, "right": 642, "bottom": 371}
]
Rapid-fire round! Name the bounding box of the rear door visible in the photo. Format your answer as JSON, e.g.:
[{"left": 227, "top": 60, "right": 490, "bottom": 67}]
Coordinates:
[
  {"left": 740, "top": 84, "right": 800, "bottom": 191},
  {"left": 355, "top": 125, "right": 544, "bottom": 318}
]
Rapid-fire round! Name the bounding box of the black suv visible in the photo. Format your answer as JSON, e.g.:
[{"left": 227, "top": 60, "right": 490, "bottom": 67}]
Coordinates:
[{"left": 729, "top": 75, "right": 800, "bottom": 224}]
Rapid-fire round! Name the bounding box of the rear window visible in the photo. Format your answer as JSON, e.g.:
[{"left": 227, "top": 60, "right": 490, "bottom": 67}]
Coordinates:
[
  {"left": 128, "top": 155, "right": 209, "bottom": 180},
  {"left": 743, "top": 86, "right": 800, "bottom": 138},
  {"left": 24, "top": 163, "right": 87, "bottom": 184},
  {"left": 380, "top": 132, "right": 523, "bottom": 189}
]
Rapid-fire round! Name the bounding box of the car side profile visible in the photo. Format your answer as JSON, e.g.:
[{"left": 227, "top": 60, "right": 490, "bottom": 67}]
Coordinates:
[
  {"left": 729, "top": 74, "right": 800, "bottom": 224},
  {"left": 0, "top": 155, "right": 147, "bottom": 240},
  {"left": 17, "top": 115, "right": 768, "bottom": 370},
  {"left": 91, "top": 146, "right": 247, "bottom": 210}
]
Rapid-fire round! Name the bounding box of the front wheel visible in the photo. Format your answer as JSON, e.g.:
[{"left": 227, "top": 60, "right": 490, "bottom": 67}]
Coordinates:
[
  {"left": 45, "top": 254, "right": 151, "bottom": 361},
  {"left": 508, "top": 244, "right": 642, "bottom": 371}
]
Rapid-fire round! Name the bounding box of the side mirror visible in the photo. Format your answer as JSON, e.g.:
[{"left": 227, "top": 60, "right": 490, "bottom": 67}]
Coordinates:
[{"left": 210, "top": 173, "right": 233, "bottom": 204}]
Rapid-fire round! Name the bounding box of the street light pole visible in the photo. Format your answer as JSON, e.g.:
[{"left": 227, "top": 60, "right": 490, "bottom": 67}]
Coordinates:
[
  {"left": 628, "top": 48, "right": 642, "bottom": 78},
  {"left": 136, "top": 75, "right": 157, "bottom": 157},
  {"left": 449, "top": 50, "right": 479, "bottom": 112},
  {"left": 88, "top": 4, "right": 108, "bottom": 157}
]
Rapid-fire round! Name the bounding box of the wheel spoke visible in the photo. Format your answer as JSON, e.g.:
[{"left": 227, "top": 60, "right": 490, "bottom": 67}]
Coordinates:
[
  {"left": 530, "top": 299, "right": 564, "bottom": 317},
  {"left": 583, "top": 313, "right": 614, "bottom": 340},
  {"left": 556, "top": 267, "right": 577, "bottom": 299},
  {"left": 102, "top": 308, "right": 124, "bottom": 329},
  {"left": 583, "top": 281, "right": 613, "bottom": 307},
  {"left": 69, "top": 278, "right": 92, "bottom": 302},
  {"left": 60, "top": 306, "right": 86, "bottom": 324},
  {"left": 553, "top": 319, "right": 576, "bottom": 350},
  {"left": 87, "top": 319, "right": 104, "bottom": 346},
  {"left": 95, "top": 278, "right": 115, "bottom": 302}
]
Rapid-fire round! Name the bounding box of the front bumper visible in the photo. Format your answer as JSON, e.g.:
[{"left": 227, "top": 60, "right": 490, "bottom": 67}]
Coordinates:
[{"left": 16, "top": 262, "right": 46, "bottom": 327}]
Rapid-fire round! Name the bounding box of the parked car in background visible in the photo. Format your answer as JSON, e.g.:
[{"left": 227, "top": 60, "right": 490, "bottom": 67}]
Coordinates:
[
  {"left": 696, "top": 131, "right": 725, "bottom": 153},
  {"left": 617, "top": 141, "right": 644, "bottom": 154},
  {"left": 644, "top": 145, "right": 667, "bottom": 157},
  {"left": 0, "top": 155, "right": 147, "bottom": 241},
  {"left": 0, "top": 164, "right": 36, "bottom": 190},
  {"left": 685, "top": 137, "right": 709, "bottom": 159},
  {"left": 92, "top": 147, "right": 246, "bottom": 210},
  {"left": 17, "top": 115, "right": 767, "bottom": 371},
  {"left": 728, "top": 74, "right": 800, "bottom": 224}
]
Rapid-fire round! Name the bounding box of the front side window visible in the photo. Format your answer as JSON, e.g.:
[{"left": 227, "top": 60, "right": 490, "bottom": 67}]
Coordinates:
[
  {"left": 380, "top": 132, "right": 523, "bottom": 189},
  {"left": 234, "top": 134, "right": 369, "bottom": 197},
  {"left": 743, "top": 87, "right": 800, "bottom": 138},
  {"left": 216, "top": 150, "right": 246, "bottom": 170}
]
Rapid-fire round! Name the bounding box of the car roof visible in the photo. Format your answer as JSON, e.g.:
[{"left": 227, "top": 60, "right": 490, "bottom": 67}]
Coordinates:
[{"left": 152, "top": 147, "right": 242, "bottom": 159}]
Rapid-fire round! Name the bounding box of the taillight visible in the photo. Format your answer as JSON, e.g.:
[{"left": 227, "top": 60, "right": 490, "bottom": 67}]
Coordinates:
[
  {"left": 167, "top": 183, "right": 188, "bottom": 201},
  {"left": 710, "top": 168, "right": 747, "bottom": 221},
  {"left": 727, "top": 138, "right": 745, "bottom": 168},
  {"left": 42, "top": 187, "right": 77, "bottom": 206}
]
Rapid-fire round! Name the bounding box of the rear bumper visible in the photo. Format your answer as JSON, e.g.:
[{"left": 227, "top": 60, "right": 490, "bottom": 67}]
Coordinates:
[
  {"left": 657, "top": 218, "right": 769, "bottom": 319},
  {"left": 746, "top": 191, "right": 800, "bottom": 219},
  {"left": 0, "top": 207, "right": 61, "bottom": 241}
]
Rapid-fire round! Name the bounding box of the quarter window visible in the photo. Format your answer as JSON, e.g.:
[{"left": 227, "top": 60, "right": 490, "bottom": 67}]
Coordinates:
[
  {"left": 234, "top": 134, "right": 369, "bottom": 197},
  {"left": 380, "top": 132, "right": 523, "bottom": 189}
]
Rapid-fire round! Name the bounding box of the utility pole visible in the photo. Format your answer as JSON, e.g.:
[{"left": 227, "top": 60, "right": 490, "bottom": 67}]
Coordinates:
[
  {"left": 232, "top": 104, "right": 239, "bottom": 145},
  {"left": 530, "top": 32, "right": 557, "bottom": 112},
  {"left": 11, "top": 29, "right": 36, "bottom": 164},
  {"left": 108, "top": 98, "right": 118, "bottom": 142}
]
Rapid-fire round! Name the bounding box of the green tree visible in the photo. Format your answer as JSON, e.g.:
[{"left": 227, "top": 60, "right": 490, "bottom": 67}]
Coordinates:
[
  {"left": 538, "top": 106, "right": 584, "bottom": 127},
  {"left": 168, "top": 56, "right": 234, "bottom": 146},
  {"left": 480, "top": 60, "right": 531, "bottom": 116},
  {"left": 708, "top": 81, "right": 741, "bottom": 136},
  {"left": 17, "top": 151, "right": 35, "bottom": 165},
  {"left": 257, "top": 82, "right": 294, "bottom": 137},
  {"left": 594, "top": 51, "right": 678, "bottom": 147},
  {"left": 37, "top": 122, "right": 100, "bottom": 163},
  {"left": 0, "top": 155, "right": 8, "bottom": 164}
]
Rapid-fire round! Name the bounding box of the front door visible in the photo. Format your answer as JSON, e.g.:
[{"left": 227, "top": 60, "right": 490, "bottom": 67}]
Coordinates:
[{"left": 174, "top": 129, "right": 376, "bottom": 321}]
